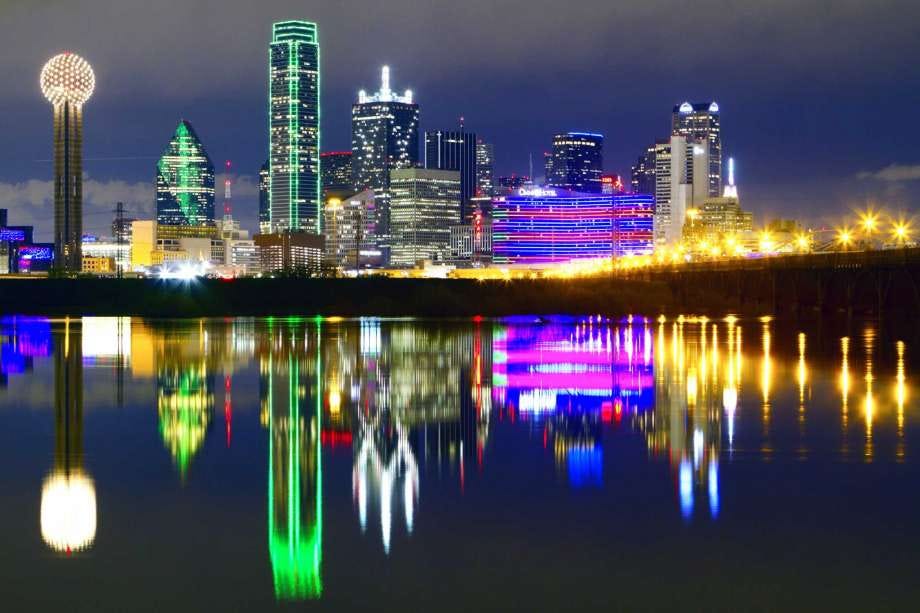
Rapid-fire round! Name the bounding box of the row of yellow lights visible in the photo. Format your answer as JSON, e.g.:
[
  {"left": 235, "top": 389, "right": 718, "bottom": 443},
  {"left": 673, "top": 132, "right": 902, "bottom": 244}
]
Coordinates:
[{"left": 835, "top": 209, "right": 914, "bottom": 248}]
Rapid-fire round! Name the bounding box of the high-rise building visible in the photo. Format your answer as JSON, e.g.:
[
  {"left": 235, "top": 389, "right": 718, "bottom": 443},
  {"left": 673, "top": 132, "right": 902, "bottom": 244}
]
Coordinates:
[
  {"left": 351, "top": 66, "right": 419, "bottom": 257},
  {"left": 475, "top": 142, "right": 494, "bottom": 198},
  {"left": 654, "top": 135, "right": 712, "bottom": 245},
  {"left": 546, "top": 132, "right": 604, "bottom": 193},
  {"left": 424, "top": 130, "right": 477, "bottom": 220},
  {"left": 269, "top": 21, "right": 321, "bottom": 234},
  {"left": 255, "top": 231, "right": 325, "bottom": 272},
  {"left": 389, "top": 168, "right": 461, "bottom": 266},
  {"left": 323, "top": 190, "right": 379, "bottom": 269},
  {"left": 320, "top": 151, "right": 353, "bottom": 197},
  {"left": 40, "top": 53, "right": 95, "bottom": 272},
  {"left": 259, "top": 160, "right": 271, "bottom": 234},
  {"left": 672, "top": 101, "right": 722, "bottom": 197},
  {"left": 495, "top": 175, "right": 530, "bottom": 195},
  {"left": 491, "top": 187, "right": 653, "bottom": 265},
  {"left": 630, "top": 143, "right": 657, "bottom": 195},
  {"left": 156, "top": 120, "right": 215, "bottom": 227}
]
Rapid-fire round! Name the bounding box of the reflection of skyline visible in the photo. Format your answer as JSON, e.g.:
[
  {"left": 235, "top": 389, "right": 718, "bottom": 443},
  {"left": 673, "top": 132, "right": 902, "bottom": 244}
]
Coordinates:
[
  {"left": 41, "top": 318, "right": 96, "bottom": 555},
  {"left": 641, "top": 318, "right": 722, "bottom": 519},
  {"left": 3, "top": 315, "right": 914, "bottom": 595},
  {"left": 262, "top": 321, "right": 323, "bottom": 600},
  {"left": 0, "top": 316, "right": 51, "bottom": 386},
  {"left": 494, "top": 318, "right": 654, "bottom": 488}
]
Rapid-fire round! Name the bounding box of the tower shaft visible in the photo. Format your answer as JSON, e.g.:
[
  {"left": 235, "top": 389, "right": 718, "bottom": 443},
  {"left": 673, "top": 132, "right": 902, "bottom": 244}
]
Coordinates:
[{"left": 53, "top": 101, "right": 83, "bottom": 272}]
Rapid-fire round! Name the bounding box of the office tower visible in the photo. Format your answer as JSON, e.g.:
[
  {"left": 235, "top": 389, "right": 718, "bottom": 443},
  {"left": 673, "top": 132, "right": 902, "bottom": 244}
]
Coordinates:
[
  {"left": 654, "top": 136, "right": 685, "bottom": 245},
  {"left": 351, "top": 66, "right": 419, "bottom": 257},
  {"left": 269, "top": 21, "right": 321, "bottom": 234},
  {"left": 630, "top": 143, "right": 657, "bottom": 195},
  {"left": 546, "top": 132, "right": 604, "bottom": 193},
  {"left": 672, "top": 101, "right": 722, "bottom": 197},
  {"left": 323, "top": 190, "right": 379, "bottom": 269},
  {"left": 156, "top": 120, "right": 216, "bottom": 227},
  {"left": 495, "top": 175, "right": 530, "bottom": 195},
  {"left": 254, "top": 231, "right": 325, "bottom": 272},
  {"left": 491, "top": 188, "right": 653, "bottom": 265},
  {"left": 424, "top": 130, "right": 477, "bottom": 220},
  {"left": 389, "top": 168, "right": 461, "bottom": 266},
  {"left": 41, "top": 53, "right": 95, "bottom": 272},
  {"left": 475, "top": 142, "right": 494, "bottom": 197},
  {"left": 320, "top": 151, "right": 353, "bottom": 197},
  {"left": 259, "top": 160, "right": 271, "bottom": 234}
]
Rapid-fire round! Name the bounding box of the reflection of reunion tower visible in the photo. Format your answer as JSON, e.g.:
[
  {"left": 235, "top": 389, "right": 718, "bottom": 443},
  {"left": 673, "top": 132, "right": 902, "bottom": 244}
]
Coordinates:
[
  {"left": 40, "top": 53, "right": 95, "bottom": 272},
  {"left": 41, "top": 318, "right": 96, "bottom": 555}
]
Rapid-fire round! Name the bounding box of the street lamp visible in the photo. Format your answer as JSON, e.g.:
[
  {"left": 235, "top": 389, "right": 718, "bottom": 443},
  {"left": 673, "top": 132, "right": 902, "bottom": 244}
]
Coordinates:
[
  {"left": 836, "top": 226, "right": 854, "bottom": 251},
  {"left": 794, "top": 232, "right": 811, "bottom": 253},
  {"left": 891, "top": 220, "right": 913, "bottom": 247},
  {"left": 859, "top": 209, "right": 880, "bottom": 247}
]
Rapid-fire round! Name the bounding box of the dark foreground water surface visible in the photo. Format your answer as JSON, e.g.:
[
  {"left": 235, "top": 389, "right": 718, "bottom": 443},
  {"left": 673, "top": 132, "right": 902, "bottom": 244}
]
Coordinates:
[{"left": 1, "top": 315, "right": 918, "bottom": 611}]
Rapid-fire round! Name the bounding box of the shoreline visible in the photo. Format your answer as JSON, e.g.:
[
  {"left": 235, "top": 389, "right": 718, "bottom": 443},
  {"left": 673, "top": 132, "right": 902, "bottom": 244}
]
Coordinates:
[{"left": 0, "top": 274, "right": 914, "bottom": 319}]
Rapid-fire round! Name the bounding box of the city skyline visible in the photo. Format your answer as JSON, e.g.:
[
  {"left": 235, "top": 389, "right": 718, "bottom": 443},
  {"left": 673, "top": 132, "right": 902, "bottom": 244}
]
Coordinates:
[{"left": 0, "top": 2, "right": 918, "bottom": 241}]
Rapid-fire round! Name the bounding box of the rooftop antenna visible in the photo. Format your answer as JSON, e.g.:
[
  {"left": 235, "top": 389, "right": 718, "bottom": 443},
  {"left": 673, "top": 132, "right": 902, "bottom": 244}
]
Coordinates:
[
  {"left": 529, "top": 153, "right": 533, "bottom": 184},
  {"left": 723, "top": 157, "right": 738, "bottom": 199},
  {"left": 223, "top": 160, "right": 232, "bottom": 218},
  {"left": 381, "top": 65, "right": 391, "bottom": 99}
]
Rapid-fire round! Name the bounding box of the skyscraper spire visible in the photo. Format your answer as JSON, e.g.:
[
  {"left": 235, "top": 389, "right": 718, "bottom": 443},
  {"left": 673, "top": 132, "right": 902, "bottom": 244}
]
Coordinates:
[
  {"left": 223, "top": 160, "right": 232, "bottom": 217},
  {"left": 381, "top": 65, "right": 391, "bottom": 98},
  {"left": 723, "top": 157, "right": 738, "bottom": 199}
]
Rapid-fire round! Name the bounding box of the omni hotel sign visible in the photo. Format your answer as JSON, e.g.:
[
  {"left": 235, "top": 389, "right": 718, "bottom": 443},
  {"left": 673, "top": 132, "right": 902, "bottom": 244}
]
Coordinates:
[{"left": 517, "top": 188, "right": 558, "bottom": 198}]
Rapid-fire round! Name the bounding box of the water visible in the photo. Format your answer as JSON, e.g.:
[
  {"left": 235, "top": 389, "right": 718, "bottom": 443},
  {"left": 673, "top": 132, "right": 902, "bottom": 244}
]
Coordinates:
[{"left": 1, "top": 315, "right": 918, "bottom": 611}]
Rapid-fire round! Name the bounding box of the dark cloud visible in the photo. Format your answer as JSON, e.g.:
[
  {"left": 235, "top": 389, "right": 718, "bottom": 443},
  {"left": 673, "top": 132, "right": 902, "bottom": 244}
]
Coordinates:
[{"left": 1, "top": 0, "right": 919, "bottom": 234}]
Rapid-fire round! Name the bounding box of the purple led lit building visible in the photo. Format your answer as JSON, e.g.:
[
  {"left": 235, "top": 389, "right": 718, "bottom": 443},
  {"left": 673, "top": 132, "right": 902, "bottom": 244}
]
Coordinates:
[{"left": 490, "top": 188, "right": 654, "bottom": 266}]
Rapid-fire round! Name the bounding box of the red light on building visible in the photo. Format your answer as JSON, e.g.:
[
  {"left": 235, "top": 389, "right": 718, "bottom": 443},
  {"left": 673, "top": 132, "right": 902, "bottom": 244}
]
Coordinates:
[{"left": 601, "top": 174, "right": 624, "bottom": 195}]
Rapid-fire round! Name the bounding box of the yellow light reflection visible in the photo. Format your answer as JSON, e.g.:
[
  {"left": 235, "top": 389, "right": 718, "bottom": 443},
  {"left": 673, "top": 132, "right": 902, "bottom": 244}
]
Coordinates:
[
  {"left": 40, "top": 471, "right": 97, "bottom": 554},
  {"left": 761, "top": 320, "right": 772, "bottom": 456},
  {"left": 896, "top": 341, "right": 906, "bottom": 460},
  {"left": 864, "top": 329, "right": 875, "bottom": 462}
]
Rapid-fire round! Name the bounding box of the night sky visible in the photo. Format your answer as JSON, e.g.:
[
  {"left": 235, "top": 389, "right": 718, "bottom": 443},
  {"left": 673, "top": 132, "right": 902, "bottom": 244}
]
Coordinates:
[{"left": 1, "top": 0, "right": 918, "bottom": 240}]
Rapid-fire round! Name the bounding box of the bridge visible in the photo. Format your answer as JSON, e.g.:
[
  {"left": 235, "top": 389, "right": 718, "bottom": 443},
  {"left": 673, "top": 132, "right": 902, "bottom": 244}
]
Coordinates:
[{"left": 613, "top": 248, "right": 920, "bottom": 318}]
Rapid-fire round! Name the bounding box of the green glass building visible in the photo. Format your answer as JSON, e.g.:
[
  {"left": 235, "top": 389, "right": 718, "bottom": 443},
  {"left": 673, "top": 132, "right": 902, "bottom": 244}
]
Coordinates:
[
  {"left": 269, "top": 21, "right": 321, "bottom": 234},
  {"left": 156, "top": 120, "right": 215, "bottom": 226}
]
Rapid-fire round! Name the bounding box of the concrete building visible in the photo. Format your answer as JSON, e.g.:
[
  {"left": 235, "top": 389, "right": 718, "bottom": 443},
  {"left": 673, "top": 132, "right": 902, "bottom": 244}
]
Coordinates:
[
  {"left": 672, "top": 101, "right": 722, "bottom": 197},
  {"left": 255, "top": 232, "right": 325, "bottom": 273},
  {"left": 389, "top": 168, "right": 461, "bottom": 266},
  {"left": 654, "top": 135, "right": 711, "bottom": 245},
  {"left": 81, "top": 255, "right": 116, "bottom": 274},
  {"left": 82, "top": 238, "right": 130, "bottom": 273},
  {"left": 449, "top": 214, "right": 492, "bottom": 266},
  {"left": 351, "top": 66, "right": 419, "bottom": 260},
  {"left": 323, "top": 190, "right": 379, "bottom": 269}
]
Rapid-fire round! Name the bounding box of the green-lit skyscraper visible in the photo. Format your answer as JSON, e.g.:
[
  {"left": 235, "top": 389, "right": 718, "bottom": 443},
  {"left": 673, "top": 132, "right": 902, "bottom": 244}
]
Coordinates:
[
  {"left": 156, "top": 120, "right": 215, "bottom": 226},
  {"left": 269, "top": 21, "right": 321, "bottom": 234}
]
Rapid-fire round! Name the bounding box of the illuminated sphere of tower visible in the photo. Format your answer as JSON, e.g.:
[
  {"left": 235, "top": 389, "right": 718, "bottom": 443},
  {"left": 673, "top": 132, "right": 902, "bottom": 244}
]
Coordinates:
[{"left": 40, "top": 52, "right": 95, "bottom": 107}]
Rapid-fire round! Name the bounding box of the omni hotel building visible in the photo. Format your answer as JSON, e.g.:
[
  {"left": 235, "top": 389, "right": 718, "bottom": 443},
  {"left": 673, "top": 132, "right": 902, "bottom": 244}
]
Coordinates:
[{"left": 491, "top": 188, "right": 653, "bottom": 266}]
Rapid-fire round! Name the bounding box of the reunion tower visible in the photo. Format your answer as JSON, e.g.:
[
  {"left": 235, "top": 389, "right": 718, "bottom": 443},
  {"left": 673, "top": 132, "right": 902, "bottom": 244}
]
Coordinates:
[{"left": 41, "top": 52, "right": 95, "bottom": 272}]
